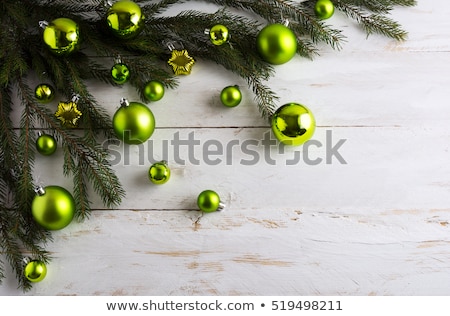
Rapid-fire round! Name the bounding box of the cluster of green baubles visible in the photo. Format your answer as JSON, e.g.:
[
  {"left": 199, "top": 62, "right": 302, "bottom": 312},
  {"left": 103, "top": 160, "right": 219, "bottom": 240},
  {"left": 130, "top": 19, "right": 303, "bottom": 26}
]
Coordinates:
[{"left": 29, "top": 0, "right": 332, "bottom": 282}]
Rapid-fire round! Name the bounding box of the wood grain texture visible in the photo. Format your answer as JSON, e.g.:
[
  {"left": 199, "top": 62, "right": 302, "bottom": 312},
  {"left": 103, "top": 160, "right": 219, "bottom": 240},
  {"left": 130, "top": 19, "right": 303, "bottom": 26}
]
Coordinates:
[{"left": 1, "top": 0, "right": 450, "bottom": 295}]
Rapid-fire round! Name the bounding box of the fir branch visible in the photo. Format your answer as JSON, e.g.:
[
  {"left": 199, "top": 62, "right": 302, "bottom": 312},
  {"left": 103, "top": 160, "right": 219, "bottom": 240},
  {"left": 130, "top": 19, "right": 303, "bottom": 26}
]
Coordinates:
[
  {"left": 334, "top": 0, "right": 410, "bottom": 40},
  {"left": 208, "top": 0, "right": 345, "bottom": 53}
]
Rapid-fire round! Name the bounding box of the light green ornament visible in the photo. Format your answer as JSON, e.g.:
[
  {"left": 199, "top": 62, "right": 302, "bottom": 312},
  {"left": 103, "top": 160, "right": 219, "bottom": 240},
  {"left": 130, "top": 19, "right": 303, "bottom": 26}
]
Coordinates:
[
  {"left": 144, "top": 80, "right": 165, "bottom": 102},
  {"left": 271, "top": 103, "right": 316, "bottom": 146},
  {"left": 197, "top": 190, "right": 225, "bottom": 213},
  {"left": 256, "top": 23, "right": 297, "bottom": 65},
  {"left": 113, "top": 98, "right": 155, "bottom": 144},
  {"left": 314, "top": 0, "right": 335, "bottom": 20},
  {"left": 36, "top": 132, "right": 57, "bottom": 156},
  {"left": 220, "top": 85, "right": 242, "bottom": 107},
  {"left": 24, "top": 260, "right": 47, "bottom": 283},
  {"left": 41, "top": 18, "right": 80, "bottom": 56},
  {"left": 209, "top": 24, "right": 230, "bottom": 46},
  {"left": 31, "top": 186, "right": 75, "bottom": 230},
  {"left": 34, "top": 84, "right": 55, "bottom": 104},
  {"left": 148, "top": 161, "right": 171, "bottom": 184},
  {"left": 111, "top": 63, "right": 130, "bottom": 84},
  {"left": 106, "top": 0, "right": 145, "bottom": 39}
]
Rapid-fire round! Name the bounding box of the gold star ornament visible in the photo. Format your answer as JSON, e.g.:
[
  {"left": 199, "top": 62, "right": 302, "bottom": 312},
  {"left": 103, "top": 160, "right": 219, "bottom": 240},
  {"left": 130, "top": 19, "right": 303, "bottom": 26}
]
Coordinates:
[
  {"left": 168, "top": 49, "right": 195, "bottom": 75},
  {"left": 55, "top": 100, "right": 82, "bottom": 128}
]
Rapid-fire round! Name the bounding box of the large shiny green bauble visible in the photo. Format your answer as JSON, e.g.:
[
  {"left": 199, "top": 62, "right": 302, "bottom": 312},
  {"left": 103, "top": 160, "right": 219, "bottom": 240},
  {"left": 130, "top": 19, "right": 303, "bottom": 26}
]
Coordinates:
[
  {"left": 35, "top": 84, "right": 55, "bottom": 104},
  {"left": 113, "top": 101, "right": 155, "bottom": 144},
  {"left": 314, "top": 0, "right": 335, "bottom": 20},
  {"left": 31, "top": 186, "right": 75, "bottom": 230},
  {"left": 143, "top": 80, "right": 165, "bottom": 102},
  {"left": 271, "top": 103, "right": 316, "bottom": 146},
  {"left": 220, "top": 85, "right": 242, "bottom": 107},
  {"left": 197, "top": 190, "right": 220, "bottom": 213},
  {"left": 24, "top": 260, "right": 47, "bottom": 283},
  {"left": 148, "top": 161, "right": 170, "bottom": 184},
  {"left": 43, "top": 18, "right": 80, "bottom": 56},
  {"left": 256, "top": 24, "right": 297, "bottom": 65},
  {"left": 106, "top": 0, "right": 144, "bottom": 39},
  {"left": 36, "top": 134, "right": 57, "bottom": 156}
]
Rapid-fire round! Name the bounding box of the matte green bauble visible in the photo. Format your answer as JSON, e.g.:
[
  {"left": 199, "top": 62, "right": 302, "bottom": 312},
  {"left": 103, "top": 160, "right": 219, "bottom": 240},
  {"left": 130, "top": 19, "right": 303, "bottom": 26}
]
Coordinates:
[
  {"left": 314, "top": 0, "right": 335, "bottom": 20},
  {"left": 271, "top": 103, "right": 316, "bottom": 146},
  {"left": 220, "top": 85, "right": 242, "bottom": 107},
  {"left": 148, "top": 161, "right": 171, "bottom": 184},
  {"left": 24, "top": 260, "right": 47, "bottom": 283},
  {"left": 143, "top": 80, "right": 165, "bottom": 102},
  {"left": 42, "top": 18, "right": 80, "bottom": 56},
  {"left": 35, "top": 84, "right": 55, "bottom": 104},
  {"left": 209, "top": 24, "right": 230, "bottom": 46},
  {"left": 36, "top": 133, "right": 57, "bottom": 156},
  {"left": 31, "top": 186, "right": 75, "bottom": 230},
  {"left": 197, "top": 190, "right": 222, "bottom": 213},
  {"left": 113, "top": 99, "right": 155, "bottom": 144},
  {"left": 111, "top": 63, "right": 130, "bottom": 84},
  {"left": 256, "top": 24, "right": 297, "bottom": 65},
  {"left": 106, "top": 0, "right": 144, "bottom": 39}
]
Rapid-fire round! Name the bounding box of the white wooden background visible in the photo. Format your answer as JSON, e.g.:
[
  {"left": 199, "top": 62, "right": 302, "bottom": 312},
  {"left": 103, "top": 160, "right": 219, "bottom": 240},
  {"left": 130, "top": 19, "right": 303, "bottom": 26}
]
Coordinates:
[{"left": 1, "top": 0, "right": 450, "bottom": 296}]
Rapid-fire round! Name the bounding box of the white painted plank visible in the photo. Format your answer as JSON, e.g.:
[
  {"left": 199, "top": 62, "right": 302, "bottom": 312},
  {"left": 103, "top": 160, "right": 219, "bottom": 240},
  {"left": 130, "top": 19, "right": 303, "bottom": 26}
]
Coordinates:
[
  {"left": 1, "top": 209, "right": 449, "bottom": 295},
  {"left": 31, "top": 126, "right": 450, "bottom": 212}
]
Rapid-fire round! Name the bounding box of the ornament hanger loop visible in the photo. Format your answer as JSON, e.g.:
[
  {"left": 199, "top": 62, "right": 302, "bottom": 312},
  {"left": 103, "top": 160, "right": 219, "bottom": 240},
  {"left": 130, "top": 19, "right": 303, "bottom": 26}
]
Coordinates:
[
  {"left": 38, "top": 21, "right": 49, "bottom": 29},
  {"left": 71, "top": 94, "right": 80, "bottom": 103},
  {"left": 163, "top": 40, "right": 184, "bottom": 52},
  {"left": 34, "top": 186, "right": 46, "bottom": 196},
  {"left": 120, "top": 98, "right": 130, "bottom": 107}
]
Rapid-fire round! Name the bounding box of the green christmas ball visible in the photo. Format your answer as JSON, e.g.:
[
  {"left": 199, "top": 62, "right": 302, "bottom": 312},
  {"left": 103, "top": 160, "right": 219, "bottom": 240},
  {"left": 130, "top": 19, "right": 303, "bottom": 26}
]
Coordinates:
[
  {"left": 271, "top": 103, "right": 316, "bottom": 146},
  {"left": 209, "top": 24, "right": 230, "bottom": 46},
  {"left": 24, "top": 260, "right": 47, "bottom": 283},
  {"left": 314, "top": 0, "right": 335, "bottom": 20},
  {"left": 220, "top": 85, "right": 242, "bottom": 107},
  {"left": 106, "top": 0, "right": 144, "bottom": 39},
  {"left": 256, "top": 23, "right": 297, "bottom": 65},
  {"left": 111, "top": 63, "right": 130, "bottom": 84},
  {"left": 35, "top": 84, "right": 55, "bottom": 104},
  {"left": 113, "top": 99, "right": 155, "bottom": 144},
  {"left": 148, "top": 161, "right": 171, "bottom": 184},
  {"left": 31, "top": 186, "right": 75, "bottom": 230},
  {"left": 143, "top": 80, "right": 165, "bottom": 102},
  {"left": 197, "top": 190, "right": 221, "bottom": 213},
  {"left": 36, "top": 133, "right": 57, "bottom": 156},
  {"left": 42, "top": 18, "right": 80, "bottom": 56}
]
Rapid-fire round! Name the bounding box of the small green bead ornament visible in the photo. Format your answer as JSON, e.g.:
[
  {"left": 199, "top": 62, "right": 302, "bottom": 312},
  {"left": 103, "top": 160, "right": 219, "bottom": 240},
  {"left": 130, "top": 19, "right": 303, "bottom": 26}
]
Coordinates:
[
  {"left": 111, "top": 63, "right": 130, "bottom": 84},
  {"left": 148, "top": 161, "right": 171, "bottom": 184},
  {"left": 106, "top": 0, "right": 145, "bottom": 39},
  {"left": 208, "top": 24, "right": 230, "bottom": 46},
  {"left": 314, "top": 0, "right": 335, "bottom": 20},
  {"left": 31, "top": 186, "right": 75, "bottom": 230},
  {"left": 271, "top": 103, "right": 316, "bottom": 146},
  {"left": 113, "top": 98, "right": 155, "bottom": 144},
  {"left": 34, "top": 84, "right": 55, "bottom": 104},
  {"left": 144, "top": 80, "right": 165, "bottom": 102},
  {"left": 36, "top": 132, "right": 57, "bottom": 156},
  {"left": 256, "top": 23, "right": 297, "bottom": 65},
  {"left": 220, "top": 85, "right": 242, "bottom": 107},
  {"left": 24, "top": 259, "right": 47, "bottom": 283},
  {"left": 197, "top": 190, "right": 225, "bottom": 213},
  {"left": 41, "top": 18, "right": 80, "bottom": 56}
]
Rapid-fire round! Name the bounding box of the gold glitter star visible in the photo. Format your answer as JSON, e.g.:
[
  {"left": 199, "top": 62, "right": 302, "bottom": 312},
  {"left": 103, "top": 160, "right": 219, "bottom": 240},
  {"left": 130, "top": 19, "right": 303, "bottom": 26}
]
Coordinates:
[
  {"left": 168, "top": 49, "right": 195, "bottom": 75},
  {"left": 55, "top": 101, "right": 82, "bottom": 128}
]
